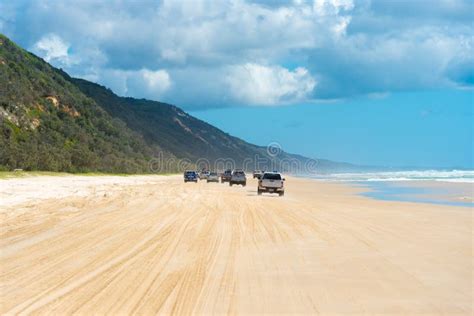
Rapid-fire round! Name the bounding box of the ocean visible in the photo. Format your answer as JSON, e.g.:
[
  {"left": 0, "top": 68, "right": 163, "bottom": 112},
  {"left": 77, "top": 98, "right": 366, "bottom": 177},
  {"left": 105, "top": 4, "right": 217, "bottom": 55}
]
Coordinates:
[{"left": 312, "top": 170, "right": 473, "bottom": 207}]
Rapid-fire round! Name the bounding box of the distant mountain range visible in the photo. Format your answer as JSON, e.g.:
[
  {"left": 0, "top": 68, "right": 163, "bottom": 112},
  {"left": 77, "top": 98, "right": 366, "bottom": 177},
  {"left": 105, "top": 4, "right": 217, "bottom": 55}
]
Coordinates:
[{"left": 0, "top": 33, "right": 363, "bottom": 174}]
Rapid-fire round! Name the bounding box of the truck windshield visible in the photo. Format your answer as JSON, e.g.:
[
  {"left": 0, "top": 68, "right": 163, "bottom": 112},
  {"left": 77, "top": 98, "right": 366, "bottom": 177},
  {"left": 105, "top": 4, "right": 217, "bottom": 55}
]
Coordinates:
[{"left": 263, "top": 173, "right": 281, "bottom": 180}]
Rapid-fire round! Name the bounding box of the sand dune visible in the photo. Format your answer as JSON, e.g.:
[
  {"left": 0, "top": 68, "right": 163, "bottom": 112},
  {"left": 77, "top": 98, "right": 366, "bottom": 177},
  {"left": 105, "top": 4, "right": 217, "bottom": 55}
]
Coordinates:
[{"left": 0, "top": 175, "right": 472, "bottom": 315}]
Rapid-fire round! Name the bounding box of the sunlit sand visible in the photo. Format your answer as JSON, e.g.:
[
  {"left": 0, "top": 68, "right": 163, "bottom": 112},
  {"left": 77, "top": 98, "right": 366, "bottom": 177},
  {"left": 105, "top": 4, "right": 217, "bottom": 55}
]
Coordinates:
[{"left": 1, "top": 175, "right": 471, "bottom": 314}]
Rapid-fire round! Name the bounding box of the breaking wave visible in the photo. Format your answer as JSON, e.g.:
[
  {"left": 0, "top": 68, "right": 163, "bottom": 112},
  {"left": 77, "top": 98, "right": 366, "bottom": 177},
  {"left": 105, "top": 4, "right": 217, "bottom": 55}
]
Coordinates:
[{"left": 315, "top": 170, "right": 474, "bottom": 183}]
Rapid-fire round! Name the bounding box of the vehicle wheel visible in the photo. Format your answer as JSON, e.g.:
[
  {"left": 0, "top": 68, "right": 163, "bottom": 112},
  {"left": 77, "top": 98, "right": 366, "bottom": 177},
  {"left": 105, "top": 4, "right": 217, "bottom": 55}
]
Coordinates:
[
  {"left": 257, "top": 190, "right": 262, "bottom": 195},
  {"left": 243, "top": 183, "right": 246, "bottom": 187},
  {"left": 230, "top": 182, "right": 233, "bottom": 186},
  {"left": 279, "top": 192, "right": 284, "bottom": 196}
]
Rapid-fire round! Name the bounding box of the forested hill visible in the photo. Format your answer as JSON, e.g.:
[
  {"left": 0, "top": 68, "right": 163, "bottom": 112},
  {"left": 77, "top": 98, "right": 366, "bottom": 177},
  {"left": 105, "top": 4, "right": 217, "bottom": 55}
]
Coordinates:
[
  {"left": 71, "top": 77, "right": 268, "bottom": 164},
  {"left": 0, "top": 34, "right": 170, "bottom": 172},
  {"left": 0, "top": 34, "right": 357, "bottom": 173}
]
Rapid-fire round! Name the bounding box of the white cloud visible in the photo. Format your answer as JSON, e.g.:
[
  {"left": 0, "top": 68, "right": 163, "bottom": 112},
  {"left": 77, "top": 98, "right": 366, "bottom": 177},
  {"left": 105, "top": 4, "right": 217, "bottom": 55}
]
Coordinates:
[
  {"left": 226, "top": 63, "right": 316, "bottom": 105},
  {"left": 140, "top": 69, "right": 172, "bottom": 94},
  {"left": 4, "top": 0, "right": 472, "bottom": 107},
  {"left": 32, "top": 33, "right": 70, "bottom": 64},
  {"left": 160, "top": 48, "right": 186, "bottom": 64},
  {"left": 314, "top": 0, "right": 354, "bottom": 15},
  {"left": 19, "top": 0, "right": 354, "bottom": 68},
  {"left": 97, "top": 68, "right": 172, "bottom": 100}
]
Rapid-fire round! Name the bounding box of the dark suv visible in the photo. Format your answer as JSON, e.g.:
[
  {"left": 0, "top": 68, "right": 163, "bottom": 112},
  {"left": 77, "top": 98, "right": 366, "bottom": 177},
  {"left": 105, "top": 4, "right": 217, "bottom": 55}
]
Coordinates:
[
  {"left": 183, "top": 170, "right": 198, "bottom": 183},
  {"left": 253, "top": 170, "right": 263, "bottom": 179},
  {"left": 221, "top": 169, "right": 232, "bottom": 183}
]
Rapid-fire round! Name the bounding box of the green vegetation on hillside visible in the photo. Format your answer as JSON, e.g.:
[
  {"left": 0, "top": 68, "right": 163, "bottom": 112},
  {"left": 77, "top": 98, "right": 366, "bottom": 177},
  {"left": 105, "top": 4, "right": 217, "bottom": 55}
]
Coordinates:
[
  {"left": 0, "top": 34, "right": 170, "bottom": 173},
  {"left": 72, "top": 78, "right": 267, "bottom": 163}
]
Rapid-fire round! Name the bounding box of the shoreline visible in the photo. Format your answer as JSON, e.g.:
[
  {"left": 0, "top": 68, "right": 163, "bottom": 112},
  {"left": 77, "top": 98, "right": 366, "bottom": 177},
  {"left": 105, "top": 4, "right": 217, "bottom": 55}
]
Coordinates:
[
  {"left": 298, "top": 173, "right": 473, "bottom": 208},
  {"left": 353, "top": 180, "right": 473, "bottom": 208}
]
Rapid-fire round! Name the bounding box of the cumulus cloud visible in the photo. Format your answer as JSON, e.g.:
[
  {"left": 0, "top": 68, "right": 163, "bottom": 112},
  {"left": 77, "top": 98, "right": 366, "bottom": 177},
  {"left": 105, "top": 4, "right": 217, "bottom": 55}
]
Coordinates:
[
  {"left": 32, "top": 34, "right": 71, "bottom": 65},
  {"left": 226, "top": 64, "right": 316, "bottom": 105},
  {"left": 313, "top": 0, "right": 354, "bottom": 15},
  {"left": 143, "top": 69, "right": 171, "bottom": 91},
  {"left": 1, "top": 0, "right": 472, "bottom": 108},
  {"left": 128, "top": 69, "right": 172, "bottom": 98},
  {"left": 98, "top": 68, "right": 172, "bottom": 100}
]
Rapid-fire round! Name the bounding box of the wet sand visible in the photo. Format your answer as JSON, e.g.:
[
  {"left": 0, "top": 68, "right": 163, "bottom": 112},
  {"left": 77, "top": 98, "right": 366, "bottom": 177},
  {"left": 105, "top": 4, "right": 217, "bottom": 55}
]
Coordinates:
[{"left": 401, "top": 180, "right": 473, "bottom": 205}]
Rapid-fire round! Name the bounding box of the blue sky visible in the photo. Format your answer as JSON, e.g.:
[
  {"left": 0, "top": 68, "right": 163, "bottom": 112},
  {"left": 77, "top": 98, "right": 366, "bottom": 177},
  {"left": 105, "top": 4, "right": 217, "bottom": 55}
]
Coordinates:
[
  {"left": 0, "top": 0, "right": 473, "bottom": 168},
  {"left": 191, "top": 90, "right": 473, "bottom": 168}
]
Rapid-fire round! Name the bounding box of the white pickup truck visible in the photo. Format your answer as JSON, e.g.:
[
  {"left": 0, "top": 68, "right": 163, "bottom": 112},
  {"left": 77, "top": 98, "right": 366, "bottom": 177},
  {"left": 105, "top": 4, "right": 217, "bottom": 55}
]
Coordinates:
[{"left": 258, "top": 172, "right": 285, "bottom": 196}]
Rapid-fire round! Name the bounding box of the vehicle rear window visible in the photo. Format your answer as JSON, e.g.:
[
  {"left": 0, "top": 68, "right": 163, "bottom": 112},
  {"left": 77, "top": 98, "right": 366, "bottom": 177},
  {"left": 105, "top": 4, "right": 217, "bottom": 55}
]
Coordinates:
[
  {"left": 263, "top": 173, "right": 281, "bottom": 180},
  {"left": 186, "top": 171, "right": 195, "bottom": 175}
]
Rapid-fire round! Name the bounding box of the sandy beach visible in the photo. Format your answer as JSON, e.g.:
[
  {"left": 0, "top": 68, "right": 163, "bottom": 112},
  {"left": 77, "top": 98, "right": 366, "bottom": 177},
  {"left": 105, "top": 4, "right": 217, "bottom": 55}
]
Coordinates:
[{"left": 0, "top": 174, "right": 472, "bottom": 315}]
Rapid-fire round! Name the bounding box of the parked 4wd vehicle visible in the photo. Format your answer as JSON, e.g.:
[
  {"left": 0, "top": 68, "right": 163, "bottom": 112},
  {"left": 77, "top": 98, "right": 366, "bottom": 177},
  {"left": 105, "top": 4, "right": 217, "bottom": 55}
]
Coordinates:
[
  {"left": 230, "top": 170, "right": 246, "bottom": 186},
  {"left": 207, "top": 172, "right": 219, "bottom": 183},
  {"left": 253, "top": 170, "right": 263, "bottom": 179},
  {"left": 221, "top": 169, "right": 232, "bottom": 183},
  {"left": 198, "top": 171, "right": 209, "bottom": 180},
  {"left": 258, "top": 172, "right": 285, "bottom": 196},
  {"left": 184, "top": 170, "right": 198, "bottom": 183}
]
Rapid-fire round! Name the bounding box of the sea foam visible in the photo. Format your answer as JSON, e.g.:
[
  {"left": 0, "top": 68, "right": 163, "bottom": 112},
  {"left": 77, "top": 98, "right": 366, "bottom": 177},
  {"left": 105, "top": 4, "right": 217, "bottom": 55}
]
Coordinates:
[{"left": 315, "top": 170, "right": 474, "bottom": 183}]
